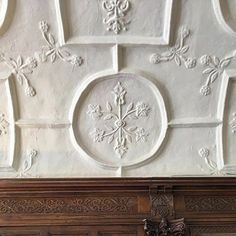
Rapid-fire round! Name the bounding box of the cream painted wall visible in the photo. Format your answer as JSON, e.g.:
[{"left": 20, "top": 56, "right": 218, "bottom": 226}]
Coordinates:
[{"left": 0, "top": 0, "right": 236, "bottom": 177}]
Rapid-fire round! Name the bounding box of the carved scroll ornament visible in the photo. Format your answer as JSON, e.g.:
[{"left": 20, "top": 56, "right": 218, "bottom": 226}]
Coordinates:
[{"left": 144, "top": 218, "right": 185, "bottom": 236}]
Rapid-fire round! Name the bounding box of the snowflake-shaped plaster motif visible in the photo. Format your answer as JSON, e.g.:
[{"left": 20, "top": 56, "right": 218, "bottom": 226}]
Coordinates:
[{"left": 87, "top": 82, "right": 151, "bottom": 158}]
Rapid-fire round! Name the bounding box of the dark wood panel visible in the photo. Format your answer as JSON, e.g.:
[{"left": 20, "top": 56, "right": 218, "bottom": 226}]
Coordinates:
[{"left": 0, "top": 178, "right": 236, "bottom": 235}]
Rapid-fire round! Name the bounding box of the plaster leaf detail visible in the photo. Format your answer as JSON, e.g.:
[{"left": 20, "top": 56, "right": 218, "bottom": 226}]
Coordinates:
[
  {"left": 102, "top": 0, "right": 130, "bottom": 34},
  {"left": 0, "top": 113, "right": 9, "bottom": 136},
  {"left": 230, "top": 113, "right": 236, "bottom": 134},
  {"left": 198, "top": 147, "right": 224, "bottom": 176},
  {"left": 0, "top": 20, "right": 84, "bottom": 97},
  {"left": 36, "top": 21, "right": 83, "bottom": 67},
  {"left": 199, "top": 52, "right": 236, "bottom": 96},
  {"left": 87, "top": 82, "right": 151, "bottom": 158},
  {"left": 18, "top": 149, "right": 38, "bottom": 177},
  {"left": 150, "top": 26, "right": 197, "bottom": 69},
  {"left": 0, "top": 53, "right": 37, "bottom": 97}
]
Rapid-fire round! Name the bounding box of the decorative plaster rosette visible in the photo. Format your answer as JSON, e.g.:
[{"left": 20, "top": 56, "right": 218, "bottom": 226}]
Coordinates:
[{"left": 69, "top": 72, "right": 168, "bottom": 170}]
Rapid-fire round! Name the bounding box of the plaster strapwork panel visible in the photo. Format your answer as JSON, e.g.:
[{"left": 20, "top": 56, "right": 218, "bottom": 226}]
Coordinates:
[
  {"left": 212, "top": 0, "right": 236, "bottom": 38},
  {"left": 217, "top": 70, "right": 236, "bottom": 174},
  {"left": 0, "top": 72, "right": 18, "bottom": 172},
  {"left": 55, "top": 0, "right": 173, "bottom": 45},
  {"left": 70, "top": 72, "right": 168, "bottom": 169},
  {"left": 0, "top": 0, "right": 10, "bottom": 36}
]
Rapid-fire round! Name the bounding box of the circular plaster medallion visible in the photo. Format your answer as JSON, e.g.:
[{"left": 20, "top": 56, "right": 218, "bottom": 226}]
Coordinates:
[{"left": 70, "top": 72, "right": 168, "bottom": 169}]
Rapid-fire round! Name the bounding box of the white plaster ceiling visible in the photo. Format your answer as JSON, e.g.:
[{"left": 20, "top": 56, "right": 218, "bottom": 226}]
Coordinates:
[{"left": 0, "top": 0, "right": 236, "bottom": 177}]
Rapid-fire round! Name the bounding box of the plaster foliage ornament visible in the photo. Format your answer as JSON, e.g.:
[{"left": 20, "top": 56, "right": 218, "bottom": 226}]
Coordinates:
[
  {"left": 18, "top": 149, "right": 38, "bottom": 177},
  {"left": 0, "top": 53, "right": 37, "bottom": 97},
  {"left": 199, "top": 51, "right": 236, "bottom": 96},
  {"left": 150, "top": 26, "right": 197, "bottom": 69},
  {"left": 35, "top": 21, "right": 83, "bottom": 68},
  {"left": 102, "top": 0, "right": 130, "bottom": 34},
  {"left": 87, "top": 82, "right": 150, "bottom": 158},
  {"left": 230, "top": 112, "right": 236, "bottom": 134},
  {"left": 0, "top": 113, "right": 9, "bottom": 136},
  {"left": 198, "top": 147, "right": 224, "bottom": 176}
]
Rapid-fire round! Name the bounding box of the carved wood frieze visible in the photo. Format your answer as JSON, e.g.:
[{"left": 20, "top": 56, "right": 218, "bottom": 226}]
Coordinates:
[
  {"left": 185, "top": 196, "right": 236, "bottom": 212},
  {"left": 0, "top": 196, "right": 137, "bottom": 215},
  {"left": 190, "top": 225, "right": 236, "bottom": 234}
]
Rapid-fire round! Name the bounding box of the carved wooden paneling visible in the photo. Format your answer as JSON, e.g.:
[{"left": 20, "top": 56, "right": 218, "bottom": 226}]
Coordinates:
[
  {"left": 184, "top": 196, "right": 236, "bottom": 212},
  {"left": 150, "top": 193, "right": 174, "bottom": 218},
  {"left": 0, "top": 230, "right": 41, "bottom": 236},
  {"left": 0, "top": 196, "right": 137, "bottom": 215},
  {"left": 0, "top": 178, "right": 236, "bottom": 235},
  {"left": 190, "top": 225, "right": 236, "bottom": 235}
]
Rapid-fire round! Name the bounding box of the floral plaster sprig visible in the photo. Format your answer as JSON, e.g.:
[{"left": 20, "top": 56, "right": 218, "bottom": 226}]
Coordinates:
[
  {"left": 0, "top": 53, "right": 37, "bottom": 96},
  {"left": 35, "top": 21, "right": 83, "bottom": 68},
  {"left": 198, "top": 147, "right": 224, "bottom": 176},
  {"left": 199, "top": 52, "right": 236, "bottom": 96},
  {"left": 150, "top": 26, "right": 197, "bottom": 69},
  {"left": 17, "top": 149, "right": 38, "bottom": 177},
  {"left": 0, "top": 20, "right": 83, "bottom": 97}
]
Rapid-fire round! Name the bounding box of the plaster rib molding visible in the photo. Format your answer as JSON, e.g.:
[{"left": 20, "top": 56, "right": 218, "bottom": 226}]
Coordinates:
[
  {"left": 102, "top": 0, "right": 130, "bottom": 34},
  {"left": 150, "top": 26, "right": 197, "bottom": 69},
  {"left": 212, "top": 0, "right": 236, "bottom": 38},
  {"left": 0, "top": 72, "right": 18, "bottom": 172},
  {"left": 54, "top": 0, "right": 173, "bottom": 45},
  {"left": 216, "top": 70, "right": 236, "bottom": 174},
  {"left": 199, "top": 52, "right": 236, "bottom": 96},
  {"left": 0, "top": 70, "right": 70, "bottom": 173},
  {"left": 87, "top": 82, "right": 151, "bottom": 158},
  {"left": 0, "top": 0, "right": 9, "bottom": 34}
]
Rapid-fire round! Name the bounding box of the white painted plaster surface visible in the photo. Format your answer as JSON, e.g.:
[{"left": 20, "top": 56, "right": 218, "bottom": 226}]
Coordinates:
[{"left": 0, "top": 0, "right": 236, "bottom": 177}]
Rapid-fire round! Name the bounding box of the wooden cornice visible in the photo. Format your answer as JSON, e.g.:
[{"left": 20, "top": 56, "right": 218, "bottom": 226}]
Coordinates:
[{"left": 0, "top": 178, "right": 236, "bottom": 235}]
